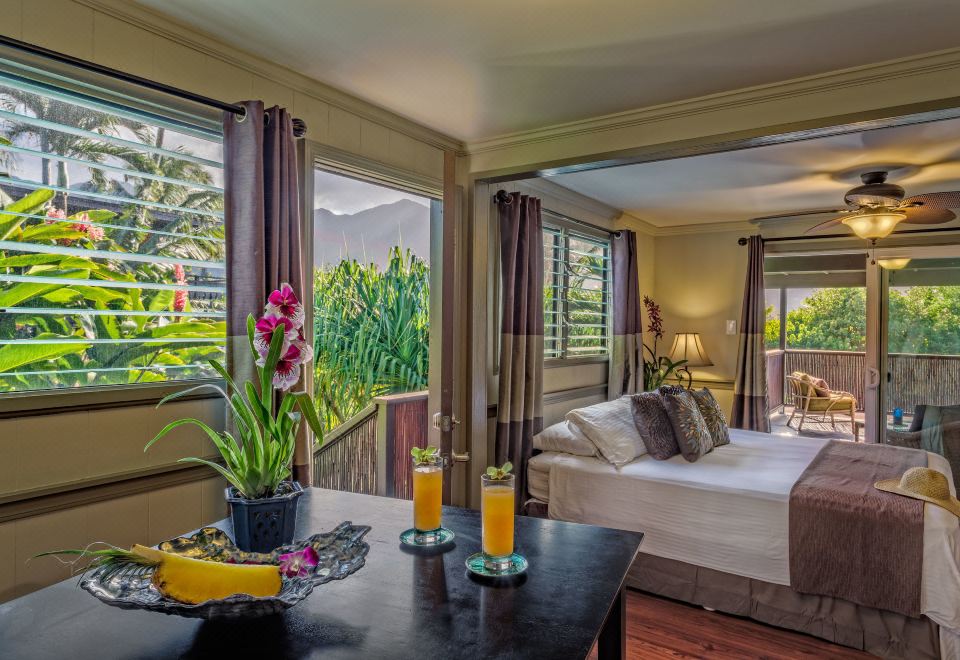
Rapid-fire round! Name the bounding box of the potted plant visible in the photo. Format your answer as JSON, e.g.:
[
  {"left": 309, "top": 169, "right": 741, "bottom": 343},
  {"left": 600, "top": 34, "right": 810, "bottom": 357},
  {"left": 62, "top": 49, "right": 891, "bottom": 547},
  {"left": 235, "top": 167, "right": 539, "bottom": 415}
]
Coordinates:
[
  {"left": 642, "top": 295, "right": 686, "bottom": 390},
  {"left": 146, "top": 284, "right": 325, "bottom": 553}
]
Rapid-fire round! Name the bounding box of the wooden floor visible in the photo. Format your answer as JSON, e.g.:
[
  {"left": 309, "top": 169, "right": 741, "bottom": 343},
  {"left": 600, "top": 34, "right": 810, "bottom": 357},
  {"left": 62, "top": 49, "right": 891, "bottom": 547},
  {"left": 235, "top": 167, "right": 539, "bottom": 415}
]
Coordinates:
[{"left": 591, "top": 589, "right": 873, "bottom": 659}]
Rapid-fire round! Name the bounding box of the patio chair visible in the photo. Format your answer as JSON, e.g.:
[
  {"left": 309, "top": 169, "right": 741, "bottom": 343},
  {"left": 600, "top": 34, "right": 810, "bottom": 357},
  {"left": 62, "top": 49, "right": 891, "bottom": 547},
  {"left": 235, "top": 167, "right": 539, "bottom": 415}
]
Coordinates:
[{"left": 785, "top": 372, "right": 857, "bottom": 435}]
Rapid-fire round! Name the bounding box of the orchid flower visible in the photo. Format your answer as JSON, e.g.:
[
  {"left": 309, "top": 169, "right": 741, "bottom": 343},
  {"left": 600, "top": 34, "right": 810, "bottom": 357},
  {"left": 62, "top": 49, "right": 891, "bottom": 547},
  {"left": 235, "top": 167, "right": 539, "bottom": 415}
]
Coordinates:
[
  {"left": 257, "top": 343, "right": 303, "bottom": 390},
  {"left": 45, "top": 207, "right": 66, "bottom": 224},
  {"left": 265, "top": 283, "right": 305, "bottom": 329},
  {"left": 253, "top": 314, "right": 295, "bottom": 356},
  {"left": 277, "top": 547, "right": 319, "bottom": 578}
]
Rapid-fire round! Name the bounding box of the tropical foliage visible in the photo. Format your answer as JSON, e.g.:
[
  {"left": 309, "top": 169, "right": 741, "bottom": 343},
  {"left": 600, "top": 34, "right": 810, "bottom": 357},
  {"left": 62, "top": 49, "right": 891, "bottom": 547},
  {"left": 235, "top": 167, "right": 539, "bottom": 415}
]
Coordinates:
[
  {"left": 312, "top": 247, "right": 429, "bottom": 436},
  {"left": 642, "top": 295, "right": 685, "bottom": 390},
  {"left": 765, "top": 286, "right": 960, "bottom": 354},
  {"left": 0, "top": 84, "right": 224, "bottom": 392}
]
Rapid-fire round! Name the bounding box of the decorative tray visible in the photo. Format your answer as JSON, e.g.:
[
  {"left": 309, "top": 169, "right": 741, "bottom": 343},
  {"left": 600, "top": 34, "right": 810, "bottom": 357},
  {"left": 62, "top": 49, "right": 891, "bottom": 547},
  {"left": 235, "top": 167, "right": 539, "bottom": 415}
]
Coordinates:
[{"left": 79, "top": 521, "right": 370, "bottom": 619}]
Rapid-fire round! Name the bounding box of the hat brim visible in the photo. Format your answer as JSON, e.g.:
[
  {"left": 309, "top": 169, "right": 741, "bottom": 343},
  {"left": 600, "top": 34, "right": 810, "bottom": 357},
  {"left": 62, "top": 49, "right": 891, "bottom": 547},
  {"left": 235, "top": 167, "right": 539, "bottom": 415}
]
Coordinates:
[{"left": 875, "top": 479, "right": 960, "bottom": 518}]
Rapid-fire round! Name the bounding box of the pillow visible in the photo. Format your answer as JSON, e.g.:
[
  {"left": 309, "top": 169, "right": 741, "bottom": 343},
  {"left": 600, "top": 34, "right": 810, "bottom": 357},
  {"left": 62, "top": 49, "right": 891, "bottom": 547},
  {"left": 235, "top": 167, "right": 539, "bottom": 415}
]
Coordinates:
[
  {"left": 660, "top": 388, "right": 714, "bottom": 462},
  {"left": 630, "top": 392, "right": 680, "bottom": 460},
  {"left": 688, "top": 388, "right": 730, "bottom": 447},
  {"left": 565, "top": 397, "right": 646, "bottom": 467},
  {"left": 532, "top": 421, "right": 597, "bottom": 457}
]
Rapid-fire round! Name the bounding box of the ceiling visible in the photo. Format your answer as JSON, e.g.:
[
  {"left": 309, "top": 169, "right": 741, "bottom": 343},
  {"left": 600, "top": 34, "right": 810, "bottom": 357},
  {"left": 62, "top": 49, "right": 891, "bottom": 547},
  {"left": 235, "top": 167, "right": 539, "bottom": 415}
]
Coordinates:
[
  {"left": 134, "top": 0, "right": 960, "bottom": 141},
  {"left": 548, "top": 117, "right": 960, "bottom": 228}
]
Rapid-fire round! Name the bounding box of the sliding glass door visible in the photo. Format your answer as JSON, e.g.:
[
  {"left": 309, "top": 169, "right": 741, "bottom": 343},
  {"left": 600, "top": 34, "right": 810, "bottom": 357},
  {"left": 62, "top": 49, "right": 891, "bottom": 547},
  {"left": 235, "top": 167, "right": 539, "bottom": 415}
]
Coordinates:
[{"left": 873, "top": 249, "right": 960, "bottom": 463}]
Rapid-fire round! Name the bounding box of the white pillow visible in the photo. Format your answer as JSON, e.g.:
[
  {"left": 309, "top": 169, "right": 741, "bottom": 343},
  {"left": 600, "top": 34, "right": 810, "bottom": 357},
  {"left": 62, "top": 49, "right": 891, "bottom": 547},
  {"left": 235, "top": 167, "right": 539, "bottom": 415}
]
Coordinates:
[
  {"left": 533, "top": 421, "right": 597, "bottom": 457},
  {"left": 565, "top": 397, "right": 646, "bottom": 467}
]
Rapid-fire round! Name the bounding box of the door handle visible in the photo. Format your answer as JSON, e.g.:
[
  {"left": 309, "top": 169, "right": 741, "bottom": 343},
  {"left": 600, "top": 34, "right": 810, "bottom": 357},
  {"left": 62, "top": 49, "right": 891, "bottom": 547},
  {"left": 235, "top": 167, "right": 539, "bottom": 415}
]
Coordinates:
[
  {"left": 431, "top": 412, "right": 461, "bottom": 433},
  {"left": 450, "top": 451, "right": 470, "bottom": 463},
  {"left": 866, "top": 367, "right": 881, "bottom": 390}
]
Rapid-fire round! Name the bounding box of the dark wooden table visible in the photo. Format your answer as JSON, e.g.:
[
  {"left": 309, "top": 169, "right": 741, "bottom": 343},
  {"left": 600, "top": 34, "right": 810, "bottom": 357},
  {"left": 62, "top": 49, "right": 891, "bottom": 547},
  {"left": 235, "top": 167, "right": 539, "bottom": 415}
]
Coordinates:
[{"left": 0, "top": 488, "right": 642, "bottom": 659}]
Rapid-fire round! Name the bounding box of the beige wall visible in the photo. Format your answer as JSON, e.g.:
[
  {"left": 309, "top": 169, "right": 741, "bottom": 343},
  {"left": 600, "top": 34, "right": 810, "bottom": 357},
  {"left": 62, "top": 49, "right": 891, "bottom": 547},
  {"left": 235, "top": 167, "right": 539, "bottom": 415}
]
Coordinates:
[{"left": 0, "top": 0, "right": 455, "bottom": 601}]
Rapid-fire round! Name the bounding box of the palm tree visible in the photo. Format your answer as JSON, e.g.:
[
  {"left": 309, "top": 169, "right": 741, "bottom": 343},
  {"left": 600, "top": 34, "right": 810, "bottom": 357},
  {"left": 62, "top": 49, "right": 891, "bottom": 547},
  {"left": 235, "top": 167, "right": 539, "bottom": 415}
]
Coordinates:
[{"left": 0, "top": 85, "right": 148, "bottom": 211}]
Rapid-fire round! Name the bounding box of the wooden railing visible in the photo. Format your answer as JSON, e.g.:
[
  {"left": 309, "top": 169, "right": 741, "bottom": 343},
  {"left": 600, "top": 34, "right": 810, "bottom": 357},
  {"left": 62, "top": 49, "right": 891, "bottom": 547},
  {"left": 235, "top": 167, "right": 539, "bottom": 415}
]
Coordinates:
[
  {"left": 313, "top": 404, "right": 378, "bottom": 495},
  {"left": 770, "top": 349, "right": 960, "bottom": 413},
  {"left": 312, "top": 390, "right": 429, "bottom": 500}
]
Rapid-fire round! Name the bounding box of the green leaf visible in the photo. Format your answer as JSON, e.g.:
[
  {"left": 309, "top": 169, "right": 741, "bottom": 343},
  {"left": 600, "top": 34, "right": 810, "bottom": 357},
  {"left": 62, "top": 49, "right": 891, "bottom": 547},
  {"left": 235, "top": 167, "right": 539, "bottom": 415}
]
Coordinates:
[
  {"left": 0, "top": 188, "right": 55, "bottom": 240},
  {"left": 0, "top": 342, "right": 89, "bottom": 372},
  {"left": 0, "top": 282, "right": 60, "bottom": 307}
]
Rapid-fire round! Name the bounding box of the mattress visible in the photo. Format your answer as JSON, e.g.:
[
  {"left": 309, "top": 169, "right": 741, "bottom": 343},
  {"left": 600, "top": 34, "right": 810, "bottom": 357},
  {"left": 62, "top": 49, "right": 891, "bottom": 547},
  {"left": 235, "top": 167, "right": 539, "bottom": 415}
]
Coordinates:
[
  {"left": 527, "top": 451, "right": 565, "bottom": 503},
  {"left": 532, "top": 428, "right": 960, "bottom": 647}
]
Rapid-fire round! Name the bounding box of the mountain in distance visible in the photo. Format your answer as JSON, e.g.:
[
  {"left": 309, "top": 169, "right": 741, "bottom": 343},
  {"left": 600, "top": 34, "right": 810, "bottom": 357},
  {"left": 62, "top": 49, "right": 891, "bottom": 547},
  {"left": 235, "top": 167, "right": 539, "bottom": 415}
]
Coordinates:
[{"left": 314, "top": 199, "right": 431, "bottom": 269}]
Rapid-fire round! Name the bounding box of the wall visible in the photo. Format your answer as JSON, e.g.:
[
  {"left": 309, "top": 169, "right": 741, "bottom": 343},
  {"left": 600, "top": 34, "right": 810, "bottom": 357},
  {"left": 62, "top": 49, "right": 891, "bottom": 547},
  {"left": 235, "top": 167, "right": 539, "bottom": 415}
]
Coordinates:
[{"left": 0, "top": 0, "right": 456, "bottom": 601}]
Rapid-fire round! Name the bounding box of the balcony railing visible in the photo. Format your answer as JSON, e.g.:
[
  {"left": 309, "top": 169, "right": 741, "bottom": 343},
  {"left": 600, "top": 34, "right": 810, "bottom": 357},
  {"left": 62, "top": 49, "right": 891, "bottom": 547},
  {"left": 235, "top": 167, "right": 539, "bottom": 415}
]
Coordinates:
[
  {"left": 767, "top": 349, "right": 960, "bottom": 413},
  {"left": 312, "top": 390, "right": 429, "bottom": 499}
]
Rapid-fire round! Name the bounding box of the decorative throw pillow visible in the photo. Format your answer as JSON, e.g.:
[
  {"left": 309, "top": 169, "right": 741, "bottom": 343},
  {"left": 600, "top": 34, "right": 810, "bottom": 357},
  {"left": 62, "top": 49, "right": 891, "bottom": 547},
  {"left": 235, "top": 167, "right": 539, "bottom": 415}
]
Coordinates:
[
  {"left": 660, "top": 389, "right": 714, "bottom": 462},
  {"left": 532, "top": 421, "right": 598, "bottom": 457},
  {"left": 688, "top": 388, "right": 730, "bottom": 447},
  {"left": 565, "top": 397, "right": 647, "bottom": 467},
  {"left": 630, "top": 392, "right": 680, "bottom": 460}
]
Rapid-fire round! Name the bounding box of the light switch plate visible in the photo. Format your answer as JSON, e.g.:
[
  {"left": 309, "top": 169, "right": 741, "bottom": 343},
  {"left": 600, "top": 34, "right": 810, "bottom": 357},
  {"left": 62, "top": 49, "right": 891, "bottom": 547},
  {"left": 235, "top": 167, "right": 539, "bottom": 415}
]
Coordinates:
[{"left": 726, "top": 320, "right": 737, "bottom": 335}]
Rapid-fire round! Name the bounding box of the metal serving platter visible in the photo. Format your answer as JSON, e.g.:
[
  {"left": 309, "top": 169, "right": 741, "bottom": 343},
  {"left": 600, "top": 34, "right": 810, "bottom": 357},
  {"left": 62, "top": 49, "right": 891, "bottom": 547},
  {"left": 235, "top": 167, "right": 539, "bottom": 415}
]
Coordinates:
[{"left": 79, "top": 522, "right": 370, "bottom": 619}]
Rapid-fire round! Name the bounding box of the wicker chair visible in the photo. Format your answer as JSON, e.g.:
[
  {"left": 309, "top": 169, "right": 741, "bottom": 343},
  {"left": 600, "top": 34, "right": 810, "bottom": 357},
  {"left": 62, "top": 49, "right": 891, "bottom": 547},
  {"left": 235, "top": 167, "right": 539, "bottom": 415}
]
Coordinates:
[{"left": 786, "top": 372, "right": 857, "bottom": 434}]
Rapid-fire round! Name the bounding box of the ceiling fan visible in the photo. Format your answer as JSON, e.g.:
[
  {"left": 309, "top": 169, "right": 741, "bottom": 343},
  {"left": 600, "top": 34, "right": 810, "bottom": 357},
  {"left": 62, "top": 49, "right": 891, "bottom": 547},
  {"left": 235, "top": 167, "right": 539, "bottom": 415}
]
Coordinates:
[{"left": 753, "top": 171, "right": 960, "bottom": 240}]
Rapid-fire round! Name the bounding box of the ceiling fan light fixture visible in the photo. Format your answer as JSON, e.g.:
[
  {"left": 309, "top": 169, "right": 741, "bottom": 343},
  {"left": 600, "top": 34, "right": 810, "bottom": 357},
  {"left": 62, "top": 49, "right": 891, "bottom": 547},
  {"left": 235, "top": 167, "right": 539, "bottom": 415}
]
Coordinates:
[
  {"left": 877, "top": 257, "right": 911, "bottom": 270},
  {"left": 841, "top": 208, "right": 907, "bottom": 240}
]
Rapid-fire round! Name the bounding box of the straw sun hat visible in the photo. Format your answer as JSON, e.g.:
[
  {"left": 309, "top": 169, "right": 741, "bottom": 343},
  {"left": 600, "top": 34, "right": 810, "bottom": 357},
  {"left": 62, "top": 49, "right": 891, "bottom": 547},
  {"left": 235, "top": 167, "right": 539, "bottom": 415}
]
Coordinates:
[{"left": 875, "top": 467, "right": 960, "bottom": 517}]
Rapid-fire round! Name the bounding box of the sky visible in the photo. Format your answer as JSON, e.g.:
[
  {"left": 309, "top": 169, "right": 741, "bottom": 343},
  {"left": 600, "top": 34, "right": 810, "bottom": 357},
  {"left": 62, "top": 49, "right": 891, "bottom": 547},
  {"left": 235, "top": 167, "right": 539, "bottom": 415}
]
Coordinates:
[{"left": 313, "top": 169, "right": 430, "bottom": 215}]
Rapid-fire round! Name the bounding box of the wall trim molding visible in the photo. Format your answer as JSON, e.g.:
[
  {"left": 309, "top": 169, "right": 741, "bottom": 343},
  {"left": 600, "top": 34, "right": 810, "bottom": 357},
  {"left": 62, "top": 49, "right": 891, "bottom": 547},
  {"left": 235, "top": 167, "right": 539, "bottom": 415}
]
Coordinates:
[
  {"left": 73, "top": 0, "right": 462, "bottom": 152},
  {"left": 466, "top": 46, "right": 960, "bottom": 156},
  {"left": 0, "top": 462, "right": 218, "bottom": 524},
  {"left": 544, "top": 384, "right": 608, "bottom": 405}
]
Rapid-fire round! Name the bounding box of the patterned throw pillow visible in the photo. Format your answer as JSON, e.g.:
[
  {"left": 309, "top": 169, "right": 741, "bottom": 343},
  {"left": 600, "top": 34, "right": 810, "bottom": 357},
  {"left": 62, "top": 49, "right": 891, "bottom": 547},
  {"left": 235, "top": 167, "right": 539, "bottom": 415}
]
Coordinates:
[
  {"left": 630, "top": 392, "right": 680, "bottom": 460},
  {"left": 689, "top": 388, "right": 730, "bottom": 447},
  {"left": 660, "top": 388, "right": 714, "bottom": 462}
]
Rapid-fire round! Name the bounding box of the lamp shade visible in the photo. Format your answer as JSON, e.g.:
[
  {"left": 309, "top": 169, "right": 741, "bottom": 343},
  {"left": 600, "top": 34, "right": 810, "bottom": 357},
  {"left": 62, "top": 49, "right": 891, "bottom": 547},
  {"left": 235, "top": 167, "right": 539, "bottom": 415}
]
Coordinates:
[
  {"left": 667, "top": 333, "right": 713, "bottom": 368},
  {"left": 840, "top": 208, "right": 906, "bottom": 240}
]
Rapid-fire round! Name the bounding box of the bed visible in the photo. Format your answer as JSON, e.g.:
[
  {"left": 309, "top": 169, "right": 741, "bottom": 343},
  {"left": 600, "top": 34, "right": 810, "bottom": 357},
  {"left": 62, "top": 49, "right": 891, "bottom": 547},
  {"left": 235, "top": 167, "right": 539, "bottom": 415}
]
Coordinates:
[{"left": 528, "top": 428, "right": 960, "bottom": 659}]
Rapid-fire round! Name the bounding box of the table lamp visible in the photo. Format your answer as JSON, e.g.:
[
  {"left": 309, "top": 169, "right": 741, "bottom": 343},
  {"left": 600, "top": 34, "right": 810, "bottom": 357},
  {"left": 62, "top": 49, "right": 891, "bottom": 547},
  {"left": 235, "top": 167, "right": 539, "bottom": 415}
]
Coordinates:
[{"left": 667, "top": 332, "right": 713, "bottom": 389}]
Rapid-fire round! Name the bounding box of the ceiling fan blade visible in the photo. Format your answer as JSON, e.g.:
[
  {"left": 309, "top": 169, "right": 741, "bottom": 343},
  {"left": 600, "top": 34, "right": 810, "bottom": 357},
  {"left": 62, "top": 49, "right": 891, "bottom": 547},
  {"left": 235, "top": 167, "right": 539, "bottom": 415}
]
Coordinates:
[
  {"left": 804, "top": 216, "right": 846, "bottom": 234},
  {"left": 752, "top": 208, "right": 847, "bottom": 222},
  {"left": 901, "top": 206, "right": 957, "bottom": 225},
  {"left": 901, "top": 191, "right": 960, "bottom": 210}
]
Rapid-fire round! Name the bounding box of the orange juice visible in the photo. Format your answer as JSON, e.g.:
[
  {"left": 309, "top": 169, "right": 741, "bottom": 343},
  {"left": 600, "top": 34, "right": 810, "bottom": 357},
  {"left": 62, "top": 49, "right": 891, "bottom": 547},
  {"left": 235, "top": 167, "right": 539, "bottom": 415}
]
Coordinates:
[
  {"left": 413, "top": 465, "right": 442, "bottom": 531},
  {"left": 482, "top": 484, "right": 515, "bottom": 557}
]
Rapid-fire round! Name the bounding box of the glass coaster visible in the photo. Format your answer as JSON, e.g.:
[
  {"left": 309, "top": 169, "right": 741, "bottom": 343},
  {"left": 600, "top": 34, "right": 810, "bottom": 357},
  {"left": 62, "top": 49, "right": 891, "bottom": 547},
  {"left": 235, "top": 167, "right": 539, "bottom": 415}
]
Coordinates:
[
  {"left": 399, "top": 527, "right": 455, "bottom": 546},
  {"left": 465, "top": 552, "right": 528, "bottom": 577}
]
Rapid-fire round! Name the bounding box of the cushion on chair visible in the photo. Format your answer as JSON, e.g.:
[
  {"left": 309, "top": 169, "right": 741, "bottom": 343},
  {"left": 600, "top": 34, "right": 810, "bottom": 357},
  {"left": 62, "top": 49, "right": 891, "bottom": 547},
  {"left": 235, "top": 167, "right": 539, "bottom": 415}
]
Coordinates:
[
  {"left": 806, "top": 395, "right": 856, "bottom": 412},
  {"left": 630, "top": 392, "right": 680, "bottom": 460},
  {"left": 660, "top": 388, "right": 714, "bottom": 462},
  {"left": 689, "top": 388, "right": 730, "bottom": 447}
]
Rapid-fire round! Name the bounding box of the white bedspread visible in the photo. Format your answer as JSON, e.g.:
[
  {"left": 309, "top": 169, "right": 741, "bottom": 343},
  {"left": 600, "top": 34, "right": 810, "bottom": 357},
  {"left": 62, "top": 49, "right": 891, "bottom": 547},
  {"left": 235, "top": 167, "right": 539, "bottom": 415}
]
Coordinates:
[{"left": 536, "top": 428, "right": 960, "bottom": 647}]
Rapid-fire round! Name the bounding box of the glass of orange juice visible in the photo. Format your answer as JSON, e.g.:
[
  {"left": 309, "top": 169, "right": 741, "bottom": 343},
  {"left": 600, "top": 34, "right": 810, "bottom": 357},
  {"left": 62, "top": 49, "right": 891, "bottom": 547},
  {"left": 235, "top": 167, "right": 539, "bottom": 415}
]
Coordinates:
[
  {"left": 400, "top": 447, "right": 454, "bottom": 547},
  {"left": 480, "top": 472, "right": 516, "bottom": 572}
]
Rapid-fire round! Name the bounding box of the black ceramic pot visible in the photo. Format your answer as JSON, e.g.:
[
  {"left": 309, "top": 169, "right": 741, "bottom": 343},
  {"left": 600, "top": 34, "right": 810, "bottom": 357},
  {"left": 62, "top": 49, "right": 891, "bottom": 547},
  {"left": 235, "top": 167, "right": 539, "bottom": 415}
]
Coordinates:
[{"left": 225, "top": 481, "right": 304, "bottom": 552}]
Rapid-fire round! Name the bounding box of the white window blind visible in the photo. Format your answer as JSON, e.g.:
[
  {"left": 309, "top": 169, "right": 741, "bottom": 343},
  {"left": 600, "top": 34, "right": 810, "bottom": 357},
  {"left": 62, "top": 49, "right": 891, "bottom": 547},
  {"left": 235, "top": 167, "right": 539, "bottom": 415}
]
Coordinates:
[
  {"left": 543, "top": 222, "right": 610, "bottom": 359},
  {"left": 0, "top": 66, "right": 225, "bottom": 393}
]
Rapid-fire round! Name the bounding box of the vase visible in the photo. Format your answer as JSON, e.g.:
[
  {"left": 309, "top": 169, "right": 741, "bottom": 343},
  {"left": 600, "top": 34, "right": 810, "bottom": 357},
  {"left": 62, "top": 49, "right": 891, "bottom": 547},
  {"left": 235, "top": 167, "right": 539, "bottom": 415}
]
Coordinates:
[{"left": 225, "top": 481, "right": 304, "bottom": 552}]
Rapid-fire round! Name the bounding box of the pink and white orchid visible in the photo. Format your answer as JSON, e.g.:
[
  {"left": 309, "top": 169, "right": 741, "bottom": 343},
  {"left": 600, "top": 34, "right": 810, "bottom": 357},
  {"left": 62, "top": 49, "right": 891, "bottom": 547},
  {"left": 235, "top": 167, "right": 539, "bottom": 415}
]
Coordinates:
[
  {"left": 257, "top": 343, "right": 303, "bottom": 390},
  {"left": 277, "top": 546, "right": 319, "bottom": 578},
  {"left": 264, "top": 283, "right": 305, "bottom": 329},
  {"left": 253, "top": 314, "right": 295, "bottom": 356}
]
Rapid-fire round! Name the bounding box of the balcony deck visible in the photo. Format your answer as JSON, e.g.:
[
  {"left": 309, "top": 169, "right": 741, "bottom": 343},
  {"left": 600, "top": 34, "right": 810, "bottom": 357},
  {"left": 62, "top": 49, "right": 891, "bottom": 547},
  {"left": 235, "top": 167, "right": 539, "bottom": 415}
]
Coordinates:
[{"left": 769, "top": 406, "right": 859, "bottom": 442}]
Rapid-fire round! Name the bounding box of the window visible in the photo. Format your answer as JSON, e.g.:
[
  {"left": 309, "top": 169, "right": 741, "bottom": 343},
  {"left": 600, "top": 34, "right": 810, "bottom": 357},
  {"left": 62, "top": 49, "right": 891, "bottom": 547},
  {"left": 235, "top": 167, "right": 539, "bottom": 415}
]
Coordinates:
[
  {"left": 0, "top": 68, "right": 224, "bottom": 393},
  {"left": 543, "top": 222, "right": 611, "bottom": 360}
]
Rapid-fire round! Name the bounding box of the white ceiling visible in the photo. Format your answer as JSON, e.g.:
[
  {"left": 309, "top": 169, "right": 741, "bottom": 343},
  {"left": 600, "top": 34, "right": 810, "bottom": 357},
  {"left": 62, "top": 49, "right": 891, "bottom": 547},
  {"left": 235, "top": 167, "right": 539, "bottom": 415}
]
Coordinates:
[
  {"left": 135, "top": 0, "right": 960, "bottom": 141},
  {"left": 548, "top": 117, "right": 960, "bottom": 227}
]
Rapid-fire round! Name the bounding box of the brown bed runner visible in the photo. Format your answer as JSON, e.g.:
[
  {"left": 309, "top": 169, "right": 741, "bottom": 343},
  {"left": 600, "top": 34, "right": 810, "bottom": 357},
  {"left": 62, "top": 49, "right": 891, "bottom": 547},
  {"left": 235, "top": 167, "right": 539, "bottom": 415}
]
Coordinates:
[{"left": 789, "top": 440, "right": 927, "bottom": 617}]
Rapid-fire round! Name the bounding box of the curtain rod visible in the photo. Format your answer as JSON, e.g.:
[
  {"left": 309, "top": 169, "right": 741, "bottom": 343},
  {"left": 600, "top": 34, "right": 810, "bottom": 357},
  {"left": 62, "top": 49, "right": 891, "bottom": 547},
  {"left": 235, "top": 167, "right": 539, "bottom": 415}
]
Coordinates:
[
  {"left": 0, "top": 34, "right": 307, "bottom": 138},
  {"left": 494, "top": 189, "right": 623, "bottom": 238},
  {"left": 737, "top": 225, "right": 960, "bottom": 245}
]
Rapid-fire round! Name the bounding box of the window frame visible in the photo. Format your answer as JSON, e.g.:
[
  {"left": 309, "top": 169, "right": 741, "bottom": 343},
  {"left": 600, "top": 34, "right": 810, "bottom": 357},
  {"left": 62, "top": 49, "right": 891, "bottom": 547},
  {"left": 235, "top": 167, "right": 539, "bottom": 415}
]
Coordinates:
[
  {"left": 542, "top": 211, "right": 612, "bottom": 366},
  {"left": 0, "top": 56, "right": 227, "bottom": 412}
]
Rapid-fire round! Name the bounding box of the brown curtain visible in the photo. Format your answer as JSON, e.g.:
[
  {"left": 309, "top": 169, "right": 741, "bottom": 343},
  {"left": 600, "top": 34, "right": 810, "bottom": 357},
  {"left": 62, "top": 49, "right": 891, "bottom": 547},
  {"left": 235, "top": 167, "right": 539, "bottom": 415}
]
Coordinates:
[
  {"left": 496, "top": 192, "right": 544, "bottom": 511},
  {"left": 608, "top": 230, "right": 643, "bottom": 398},
  {"left": 731, "top": 235, "right": 770, "bottom": 432},
  {"left": 223, "top": 100, "right": 310, "bottom": 483}
]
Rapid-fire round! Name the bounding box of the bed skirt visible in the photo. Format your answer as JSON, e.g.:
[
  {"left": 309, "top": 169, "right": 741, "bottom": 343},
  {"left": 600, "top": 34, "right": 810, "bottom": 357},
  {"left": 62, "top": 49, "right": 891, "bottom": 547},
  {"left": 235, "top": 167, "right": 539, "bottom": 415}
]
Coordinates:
[{"left": 628, "top": 553, "right": 940, "bottom": 660}]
